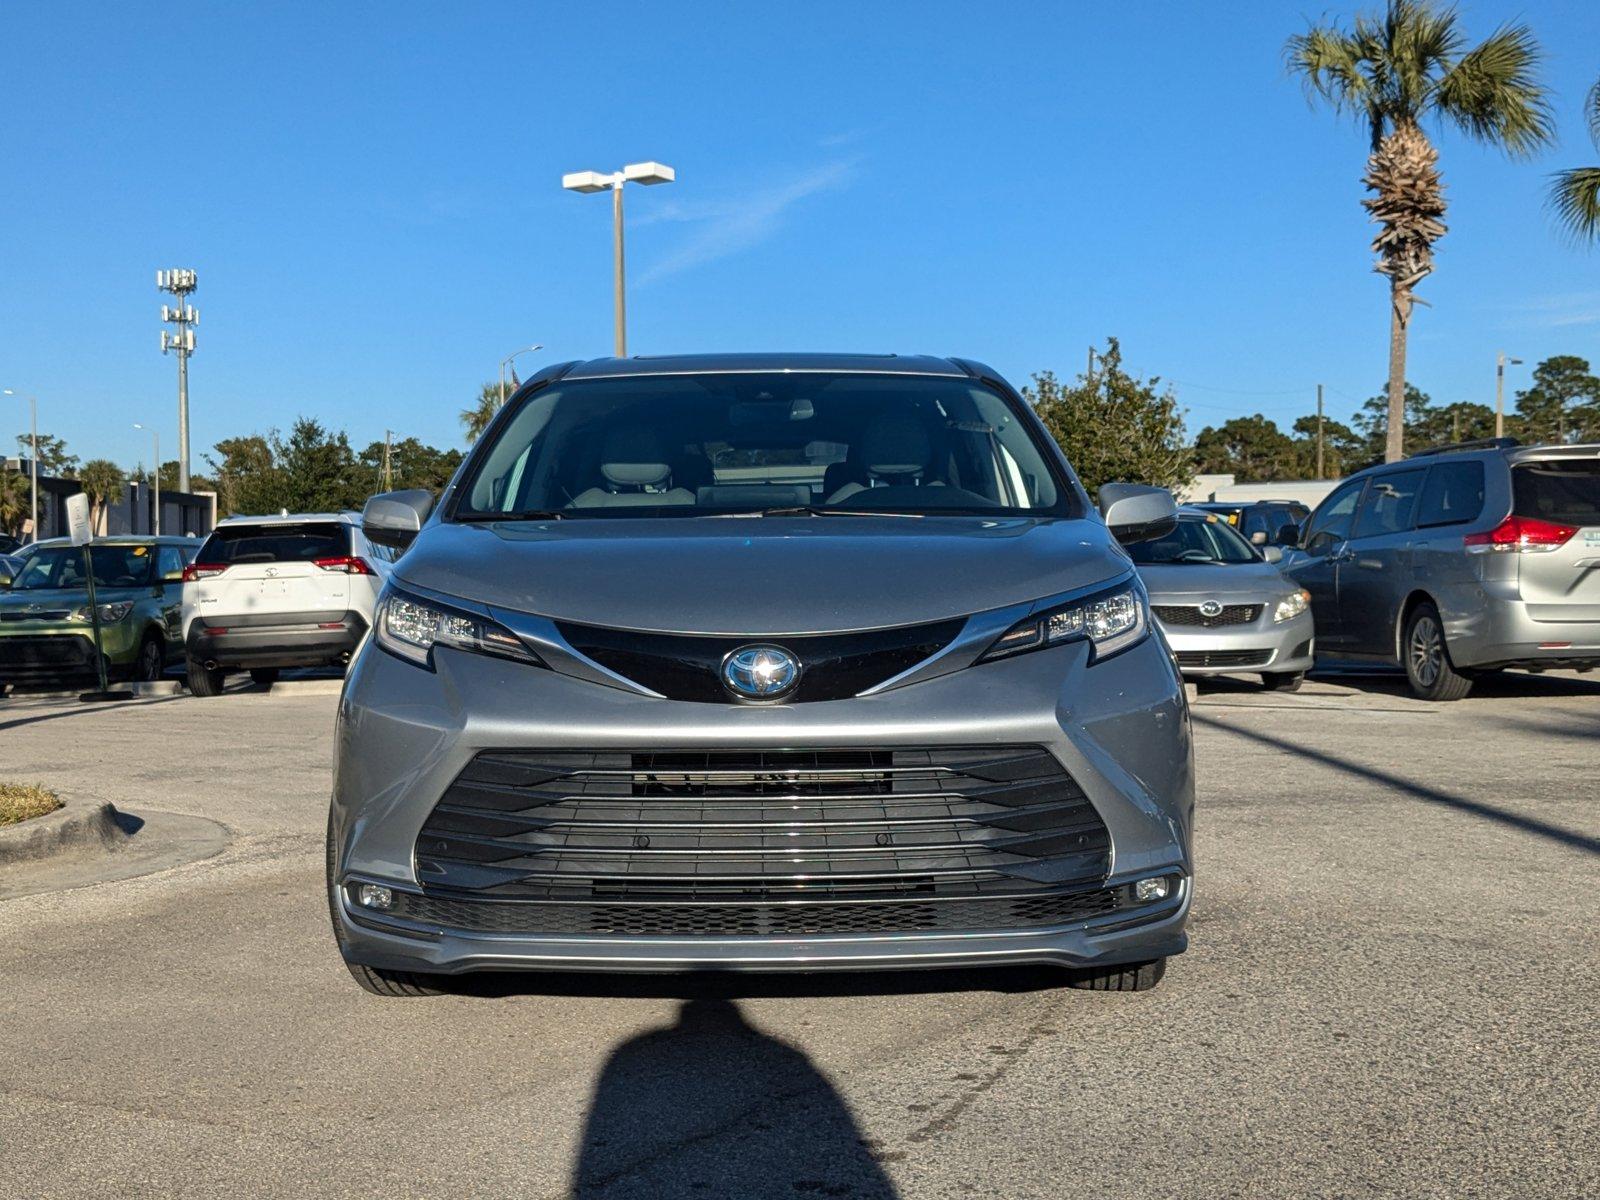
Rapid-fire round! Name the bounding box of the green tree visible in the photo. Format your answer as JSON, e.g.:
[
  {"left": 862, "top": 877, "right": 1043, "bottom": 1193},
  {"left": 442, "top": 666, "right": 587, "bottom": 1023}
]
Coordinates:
[
  {"left": 1290, "top": 415, "right": 1364, "bottom": 479},
  {"left": 16, "top": 432, "right": 77, "bottom": 477},
  {"left": 1352, "top": 382, "right": 1436, "bottom": 461},
  {"left": 1514, "top": 355, "right": 1600, "bottom": 444},
  {"left": 0, "top": 466, "right": 27, "bottom": 537},
  {"left": 1288, "top": 0, "right": 1552, "bottom": 462},
  {"left": 77, "top": 459, "right": 127, "bottom": 535},
  {"left": 133, "top": 460, "right": 215, "bottom": 495},
  {"left": 356, "top": 437, "right": 464, "bottom": 495},
  {"left": 273, "top": 418, "right": 362, "bottom": 512},
  {"left": 460, "top": 382, "right": 503, "bottom": 444},
  {"left": 1417, "top": 400, "right": 1498, "bottom": 448},
  {"left": 1193, "top": 415, "right": 1299, "bottom": 480},
  {"left": 1550, "top": 77, "right": 1600, "bottom": 243},
  {"left": 206, "top": 435, "right": 285, "bottom": 517},
  {"left": 1025, "top": 339, "right": 1192, "bottom": 495}
]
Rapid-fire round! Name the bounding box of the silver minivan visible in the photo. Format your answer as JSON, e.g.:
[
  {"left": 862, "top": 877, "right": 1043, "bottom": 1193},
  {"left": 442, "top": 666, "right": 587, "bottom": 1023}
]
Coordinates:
[
  {"left": 1283, "top": 439, "right": 1600, "bottom": 699},
  {"left": 326, "top": 353, "right": 1195, "bottom": 996}
]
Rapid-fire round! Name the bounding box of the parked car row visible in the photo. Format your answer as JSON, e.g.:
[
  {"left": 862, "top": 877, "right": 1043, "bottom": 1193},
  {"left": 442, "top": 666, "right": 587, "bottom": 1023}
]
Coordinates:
[{"left": 0, "top": 513, "right": 394, "bottom": 692}]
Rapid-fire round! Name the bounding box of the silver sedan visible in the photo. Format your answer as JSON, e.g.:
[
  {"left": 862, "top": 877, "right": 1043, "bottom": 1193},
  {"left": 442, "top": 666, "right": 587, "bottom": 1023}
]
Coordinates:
[{"left": 1132, "top": 509, "right": 1314, "bottom": 690}]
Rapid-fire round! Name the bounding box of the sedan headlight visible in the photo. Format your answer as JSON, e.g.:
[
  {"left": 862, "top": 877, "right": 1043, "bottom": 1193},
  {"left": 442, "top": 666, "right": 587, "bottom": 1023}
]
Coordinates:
[
  {"left": 980, "top": 581, "right": 1149, "bottom": 665},
  {"left": 1273, "top": 590, "right": 1311, "bottom": 623},
  {"left": 374, "top": 586, "right": 543, "bottom": 670},
  {"left": 69, "top": 601, "right": 134, "bottom": 623}
]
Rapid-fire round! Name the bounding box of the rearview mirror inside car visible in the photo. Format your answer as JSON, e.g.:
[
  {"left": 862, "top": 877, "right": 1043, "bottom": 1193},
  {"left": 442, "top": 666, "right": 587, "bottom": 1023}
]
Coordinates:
[
  {"left": 1097, "top": 483, "right": 1178, "bottom": 545},
  {"left": 1249, "top": 530, "right": 1267, "bottom": 545},
  {"left": 363, "top": 489, "right": 434, "bottom": 551},
  {"left": 1278, "top": 522, "right": 1302, "bottom": 547}
]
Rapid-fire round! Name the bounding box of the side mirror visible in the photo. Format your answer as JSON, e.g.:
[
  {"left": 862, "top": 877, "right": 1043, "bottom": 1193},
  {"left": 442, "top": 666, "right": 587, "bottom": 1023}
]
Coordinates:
[
  {"left": 1261, "top": 545, "right": 1284, "bottom": 564},
  {"left": 363, "top": 489, "right": 434, "bottom": 551},
  {"left": 1097, "top": 483, "right": 1178, "bottom": 545}
]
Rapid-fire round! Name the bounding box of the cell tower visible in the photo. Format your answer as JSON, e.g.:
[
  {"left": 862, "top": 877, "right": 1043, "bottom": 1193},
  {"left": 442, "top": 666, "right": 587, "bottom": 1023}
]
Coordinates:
[{"left": 156, "top": 269, "right": 199, "bottom": 493}]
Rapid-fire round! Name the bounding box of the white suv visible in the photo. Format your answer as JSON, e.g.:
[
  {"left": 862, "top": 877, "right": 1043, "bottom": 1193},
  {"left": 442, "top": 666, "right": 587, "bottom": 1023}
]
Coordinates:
[{"left": 181, "top": 512, "right": 395, "bottom": 695}]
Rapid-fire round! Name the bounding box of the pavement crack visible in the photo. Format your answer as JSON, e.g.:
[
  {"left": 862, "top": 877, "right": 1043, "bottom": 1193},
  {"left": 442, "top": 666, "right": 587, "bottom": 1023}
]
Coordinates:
[{"left": 899, "top": 1019, "right": 1057, "bottom": 1147}]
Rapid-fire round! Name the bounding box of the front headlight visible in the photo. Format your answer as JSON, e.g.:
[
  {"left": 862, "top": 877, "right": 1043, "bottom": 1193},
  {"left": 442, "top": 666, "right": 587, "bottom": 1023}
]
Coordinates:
[
  {"left": 980, "top": 581, "right": 1149, "bottom": 665},
  {"left": 1273, "top": 590, "right": 1311, "bottom": 623},
  {"left": 69, "top": 601, "right": 134, "bottom": 623},
  {"left": 374, "top": 586, "right": 544, "bottom": 671}
]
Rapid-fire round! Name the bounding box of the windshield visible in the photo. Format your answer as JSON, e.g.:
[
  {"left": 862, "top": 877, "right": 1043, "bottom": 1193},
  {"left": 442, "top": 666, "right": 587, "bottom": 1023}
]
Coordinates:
[
  {"left": 1127, "top": 516, "right": 1259, "bottom": 565},
  {"left": 198, "top": 522, "right": 349, "bottom": 564},
  {"left": 453, "top": 373, "right": 1072, "bottom": 519},
  {"left": 11, "top": 545, "right": 155, "bottom": 590}
]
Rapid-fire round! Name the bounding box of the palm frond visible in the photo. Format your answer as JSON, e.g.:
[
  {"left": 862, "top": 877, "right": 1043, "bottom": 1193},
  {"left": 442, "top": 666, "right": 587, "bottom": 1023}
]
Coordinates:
[
  {"left": 1383, "top": 0, "right": 1459, "bottom": 115},
  {"left": 1587, "top": 79, "right": 1600, "bottom": 149},
  {"left": 1287, "top": 24, "right": 1383, "bottom": 146},
  {"left": 1436, "top": 23, "right": 1554, "bottom": 157},
  {"left": 1549, "top": 166, "right": 1600, "bottom": 244}
]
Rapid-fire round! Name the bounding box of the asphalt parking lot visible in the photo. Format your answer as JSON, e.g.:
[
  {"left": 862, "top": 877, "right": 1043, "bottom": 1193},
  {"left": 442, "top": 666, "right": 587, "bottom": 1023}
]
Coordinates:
[{"left": 1, "top": 674, "right": 1596, "bottom": 1199}]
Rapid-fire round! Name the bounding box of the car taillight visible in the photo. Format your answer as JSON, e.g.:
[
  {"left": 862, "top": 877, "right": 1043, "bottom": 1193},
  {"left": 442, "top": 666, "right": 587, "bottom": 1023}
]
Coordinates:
[
  {"left": 314, "top": 555, "right": 376, "bottom": 575},
  {"left": 1464, "top": 515, "right": 1578, "bottom": 554},
  {"left": 181, "top": 563, "right": 228, "bottom": 582}
]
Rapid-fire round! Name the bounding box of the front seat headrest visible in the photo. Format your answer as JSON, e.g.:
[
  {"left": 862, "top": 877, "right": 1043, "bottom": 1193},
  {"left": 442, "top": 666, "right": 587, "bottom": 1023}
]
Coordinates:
[
  {"left": 860, "top": 416, "right": 933, "bottom": 477},
  {"left": 599, "top": 427, "right": 672, "bottom": 489}
]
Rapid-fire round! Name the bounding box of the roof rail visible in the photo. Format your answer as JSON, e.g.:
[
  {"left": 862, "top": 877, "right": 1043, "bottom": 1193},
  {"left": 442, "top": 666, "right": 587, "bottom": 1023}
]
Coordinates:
[{"left": 1408, "top": 437, "right": 1521, "bottom": 459}]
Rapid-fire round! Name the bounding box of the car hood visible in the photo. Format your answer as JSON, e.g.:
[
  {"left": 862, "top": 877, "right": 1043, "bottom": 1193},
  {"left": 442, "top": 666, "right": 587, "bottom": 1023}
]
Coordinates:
[
  {"left": 394, "top": 516, "right": 1128, "bottom": 634},
  {"left": 1135, "top": 561, "right": 1295, "bottom": 604}
]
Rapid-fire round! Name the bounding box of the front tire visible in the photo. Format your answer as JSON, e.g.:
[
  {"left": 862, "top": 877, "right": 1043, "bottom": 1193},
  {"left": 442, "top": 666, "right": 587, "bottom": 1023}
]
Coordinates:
[
  {"left": 1261, "top": 671, "right": 1304, "bottom": 692},
  {"left": 133, "top": 634, "right": 166, "bottom": 682},
  {"left": 1064, "top": 957, "right": 1167, "bottom": 992},
  {"left": 1403, "top": 603, "right": 1472, "bottom": 701},
  {"left": 185, "top": 653, "right": 226, "bottom": 697}
]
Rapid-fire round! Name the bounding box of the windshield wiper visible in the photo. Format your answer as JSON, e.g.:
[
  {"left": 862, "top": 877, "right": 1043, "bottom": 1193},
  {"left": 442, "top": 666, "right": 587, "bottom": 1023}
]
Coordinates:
[{"left": 457, "top": 509, "right": 566, "bottom": 522}]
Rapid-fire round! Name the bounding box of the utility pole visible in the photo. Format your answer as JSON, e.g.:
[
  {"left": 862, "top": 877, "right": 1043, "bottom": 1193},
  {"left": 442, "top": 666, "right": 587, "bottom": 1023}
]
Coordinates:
[
  {"left": 382, "top": 430, "right": 394, "bottom": 493},
  {"left": 1495, "top": 352, "right": 1522, "bottom": 440},
  {"left": 157, "top": 270, "right": 199, "bottom": 493},
  {"left": 133, "top": 423, "right": 159, "bottom": 535},
  {"left": 1316, "top": 384, "right": 1325, "bottom": 480}
]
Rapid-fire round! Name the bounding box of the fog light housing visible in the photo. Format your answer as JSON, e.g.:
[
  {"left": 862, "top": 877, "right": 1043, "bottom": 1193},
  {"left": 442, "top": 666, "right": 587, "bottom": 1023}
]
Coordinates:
[
  {"left": 1134, "top": 876, "right": 1172, "bottom": 903},
  {"left": 357, "top": 883, "right": 394, "bottom": 911}
]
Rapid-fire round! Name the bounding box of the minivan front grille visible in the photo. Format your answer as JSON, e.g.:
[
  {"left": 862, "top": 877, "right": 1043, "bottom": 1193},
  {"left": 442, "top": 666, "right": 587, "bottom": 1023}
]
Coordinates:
[
  {"left": 412, "top": 746, "right": 1112, "bottom": 933},
  {"left": 554, "top": 619, "right": 963, "bottom": 703}
]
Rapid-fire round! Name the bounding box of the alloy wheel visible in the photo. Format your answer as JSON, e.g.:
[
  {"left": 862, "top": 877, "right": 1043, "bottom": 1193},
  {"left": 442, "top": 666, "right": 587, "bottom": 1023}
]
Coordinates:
[{"left": 1408, "top": 616, "right": 1442, "bottom": 688}]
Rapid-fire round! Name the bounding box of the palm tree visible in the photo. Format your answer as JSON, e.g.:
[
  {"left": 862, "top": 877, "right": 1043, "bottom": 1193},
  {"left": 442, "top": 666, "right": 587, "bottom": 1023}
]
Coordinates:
[
  {"left": 459, "top": 382, "right": 503, "bottom": 444},
  {"left": 1288, "top": 0, "right": 1552, "bottom": 461},
  {"left": 0, "top": 466, "right": 26, "bottom": 537},
  {"left": 77, "top": 459, "right": 127, "bottom": 535},
  {"left": 1550, "top": 77, "right": 1600, "bottom": 244}
]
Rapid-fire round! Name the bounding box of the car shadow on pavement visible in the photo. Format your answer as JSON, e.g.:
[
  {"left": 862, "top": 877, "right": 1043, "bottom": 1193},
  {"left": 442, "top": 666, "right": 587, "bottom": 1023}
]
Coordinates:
[
  {"left": 572, "top": 996, "right": 899, "bottom": 1199},
  {"left": 0, "top": 693, "right": 187, "bottom": 733},
  {"left": 1309, "top": 669, "right": 1600, "bottom": 700},
  {"left": 1192, "top": 714, "right": 1600, "bottom": 857}
]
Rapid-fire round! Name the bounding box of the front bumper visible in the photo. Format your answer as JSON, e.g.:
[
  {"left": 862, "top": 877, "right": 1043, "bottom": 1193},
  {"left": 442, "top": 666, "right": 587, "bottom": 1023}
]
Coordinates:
[
  {"left": 187, "top": 611, "right": 368, "bottom": 669},
  {"left": 330, "top": 628, "right": 1195, "bottom": 976},
  {"left": 1158, "top": 609, "right": 1314, "bottom": 676},
  {"left": 0, "top": 620, "right": 141, "bottom": 680}
]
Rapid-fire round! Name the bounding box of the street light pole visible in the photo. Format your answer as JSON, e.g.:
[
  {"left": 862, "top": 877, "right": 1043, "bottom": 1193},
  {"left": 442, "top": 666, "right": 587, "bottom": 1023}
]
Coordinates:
[
  {"left": 498, "top": 344, "right": 545, "bottom": 410},
  {"left": 133, "top": 424, "right": 159, "bottom": 535},
  {"left": 3, "top": 389, "right": 38, "bottom": 542},
  {"left": 156, "top": 269, "right": 199, "bottom": 493},
  {"left": 1495, "top": 352, "right": 1523, "bottom": 440},
  {"left": 562, "top": 162, "right": 675, "bottom": 357}
]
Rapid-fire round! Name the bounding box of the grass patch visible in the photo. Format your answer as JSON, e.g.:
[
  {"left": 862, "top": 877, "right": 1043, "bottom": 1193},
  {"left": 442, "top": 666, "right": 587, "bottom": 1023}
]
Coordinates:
[{"left": 0, "top": 783, "right": 62, "bottom": 828}]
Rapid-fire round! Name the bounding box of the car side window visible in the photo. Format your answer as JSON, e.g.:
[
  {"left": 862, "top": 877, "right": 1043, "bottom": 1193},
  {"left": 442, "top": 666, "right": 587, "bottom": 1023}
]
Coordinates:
[
  {"left": 1352, "top": 469, "right": 1426, "bottom": 539},
  {"left": 1303, "top": 480, "right": 1366, "bottom": 556},
  {"left": 1415, "top": 462, "right": 1486, "bottom": 528},
  {"left": 157, "top": 545, "right": 186, "bottom": 580}
]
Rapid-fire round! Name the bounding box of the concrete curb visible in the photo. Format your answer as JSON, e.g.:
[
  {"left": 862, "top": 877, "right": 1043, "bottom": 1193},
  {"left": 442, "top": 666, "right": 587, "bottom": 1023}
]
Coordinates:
[{"left": 0, "top": 799, "right": 129, "bottom": 866}]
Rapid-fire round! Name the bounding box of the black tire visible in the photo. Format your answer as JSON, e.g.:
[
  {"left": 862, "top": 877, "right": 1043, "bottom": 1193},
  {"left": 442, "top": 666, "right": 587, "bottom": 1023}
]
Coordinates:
[
  {"left": 133, "top": 634, "right": 166, "bottom": 683},
  {"left": 324, "top": 812, "right": 444, "bottom": 998},
  {"left": 1403, "top": 602, "right": 1473, "bottom": 701},
  {"left": 1064, "top": 957, "right": 1167, "bottom": 992},
  {"left": 249, "top": 668, "right": 280, "bottom": 687},
  {"left": 1261, "top": 671, "right": 1304, "bottom": 692},
  {"left": 185, "top": 653, "right": 227, "bottom": 697}
]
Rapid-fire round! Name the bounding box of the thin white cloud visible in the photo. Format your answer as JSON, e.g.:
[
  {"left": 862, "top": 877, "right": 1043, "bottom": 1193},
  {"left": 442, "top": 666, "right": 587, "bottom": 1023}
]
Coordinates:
[
  {"left": 1502, "top": 291, "right": 1600, "bottom": 329},
  {"left": 635, "top": 159, "right": 858, "bottom": 286}
]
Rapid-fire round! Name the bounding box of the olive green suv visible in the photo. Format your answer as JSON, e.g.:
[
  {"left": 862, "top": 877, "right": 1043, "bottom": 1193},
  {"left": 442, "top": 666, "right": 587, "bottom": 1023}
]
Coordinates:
[{"left": 0, "top": 537, "right": 197, "bottom": 686}]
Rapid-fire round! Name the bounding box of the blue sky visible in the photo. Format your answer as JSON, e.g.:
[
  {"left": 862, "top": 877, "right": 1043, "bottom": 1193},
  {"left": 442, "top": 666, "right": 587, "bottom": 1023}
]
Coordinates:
[{"left": 3, "top": 1, "right": 1599, "bottom": 473}]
